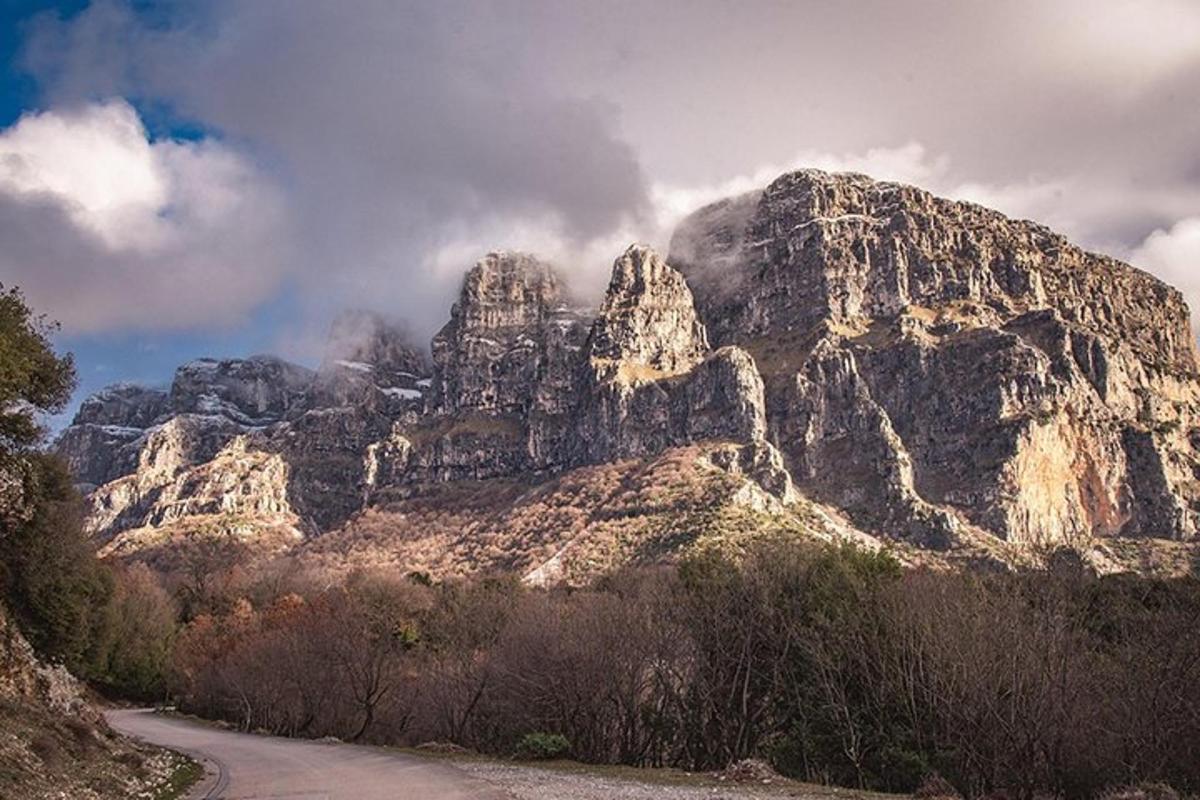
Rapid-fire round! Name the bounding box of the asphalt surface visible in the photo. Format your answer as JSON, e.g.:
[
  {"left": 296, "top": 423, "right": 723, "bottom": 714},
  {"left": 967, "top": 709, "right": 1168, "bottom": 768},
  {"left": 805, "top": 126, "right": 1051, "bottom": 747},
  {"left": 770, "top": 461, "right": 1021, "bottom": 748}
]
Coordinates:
[{"left": 106, "top": 709, "right": 511, "bottom": 800}]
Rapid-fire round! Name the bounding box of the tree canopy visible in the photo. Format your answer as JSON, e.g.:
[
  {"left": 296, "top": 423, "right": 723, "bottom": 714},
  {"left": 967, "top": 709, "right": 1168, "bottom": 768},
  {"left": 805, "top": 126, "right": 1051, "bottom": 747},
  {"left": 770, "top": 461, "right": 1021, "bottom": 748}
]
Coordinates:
[{"left": 0, "top": 285, "right": 76, "bottom": 531}]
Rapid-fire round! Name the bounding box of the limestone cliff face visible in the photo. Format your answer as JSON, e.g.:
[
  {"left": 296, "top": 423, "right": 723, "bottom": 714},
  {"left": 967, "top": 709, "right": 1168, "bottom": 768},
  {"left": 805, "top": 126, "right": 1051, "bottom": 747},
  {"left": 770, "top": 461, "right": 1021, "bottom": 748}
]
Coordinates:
[
  {"left": 58, "top": 168, "right": 1200, "bottom": 574},
  {"left": 55, "top": 384, "right": 169, "bottom": 488},
  {"left": 670, "top": 169, "right": 1200, "bottom": 546},
  {"left": 402, "top": 252, "right": 590, "bottom": 481},
  {"left": 63, "top": 316, "right": 433, "bottom": 544},
  {"left": 566, "top": 245, "right": 770, "bottom": 469},
  {"left": 586, "top": 244, "right": 709, "bottom": 375},
  {"left": 429, "top": 252, "right": 588, "bottom": 416}
]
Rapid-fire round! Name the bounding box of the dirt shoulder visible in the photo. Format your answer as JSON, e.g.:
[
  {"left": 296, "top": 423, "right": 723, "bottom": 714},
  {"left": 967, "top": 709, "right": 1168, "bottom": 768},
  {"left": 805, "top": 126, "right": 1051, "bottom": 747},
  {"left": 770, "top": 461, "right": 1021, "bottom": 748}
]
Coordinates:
[{"left": 444, "top": 755, "right": 902, "bottom": 800}]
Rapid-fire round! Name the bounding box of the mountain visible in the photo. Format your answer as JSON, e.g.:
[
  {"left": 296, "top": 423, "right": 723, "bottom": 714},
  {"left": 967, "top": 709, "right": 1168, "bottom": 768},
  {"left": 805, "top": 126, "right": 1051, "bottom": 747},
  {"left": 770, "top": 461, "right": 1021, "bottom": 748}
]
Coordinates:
[{"left": 57, "top": 170, "right": 1200, "bottom": 581}]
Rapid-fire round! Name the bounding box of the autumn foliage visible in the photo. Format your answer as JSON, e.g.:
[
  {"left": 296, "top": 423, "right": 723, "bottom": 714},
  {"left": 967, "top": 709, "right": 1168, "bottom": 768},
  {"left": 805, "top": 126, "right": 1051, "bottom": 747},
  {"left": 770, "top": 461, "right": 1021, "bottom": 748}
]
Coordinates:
[{"left": 164, "top": 538, "right": 1200, "bottom": 800}]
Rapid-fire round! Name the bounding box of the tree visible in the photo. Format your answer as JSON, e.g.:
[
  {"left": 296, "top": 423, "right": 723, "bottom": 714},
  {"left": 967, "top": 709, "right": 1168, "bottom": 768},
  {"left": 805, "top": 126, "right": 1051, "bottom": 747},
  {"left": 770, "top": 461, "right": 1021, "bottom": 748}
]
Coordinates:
[
  {"left": 96, "top": 564, "right": 179, "bottom": 700},
  {"left": 0, "top": 454, "right": 112, "bottom": 671},
  {"left": 0, "top": 284, "right": 75, "bottom": 530}
]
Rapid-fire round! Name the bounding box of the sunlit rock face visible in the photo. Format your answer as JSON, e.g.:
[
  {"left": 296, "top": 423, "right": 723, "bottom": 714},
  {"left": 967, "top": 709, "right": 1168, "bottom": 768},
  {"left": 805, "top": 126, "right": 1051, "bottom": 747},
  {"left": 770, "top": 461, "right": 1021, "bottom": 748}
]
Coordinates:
[
  {"left": 59, "top": 324, "right": 434, "bottom": 544},
  {"left": 564, "top": 245, "right": 775, "bottom": 472},
  {"left": 59, "top": 168, "right": 1200, "bottom": 575},
  {"left": 585, "top": 244, "right": 709, "bottom": 375},
  {"left": 671, "top": 169, "right": 1200, "bottom": 546}
]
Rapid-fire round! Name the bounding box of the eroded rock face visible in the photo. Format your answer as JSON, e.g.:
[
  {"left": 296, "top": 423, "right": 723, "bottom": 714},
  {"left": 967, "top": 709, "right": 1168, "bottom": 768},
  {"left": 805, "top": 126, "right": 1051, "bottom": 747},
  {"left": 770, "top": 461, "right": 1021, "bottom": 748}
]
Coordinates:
[
  {"left": 671, "top": 169, "right": 1200, "bottom": 545},
  {"left": 410, "top": 251, "right": 592, "bottom": 480},
  {"left": 566, "top": 246, "right": 771, "bottom": 468},
  {"left": 586, "top": 244, "right": 709, "bottom": 375},
  {"left": 60, "top": 168, "right": 1200, "bottom": 573},
  {"left": 55, "top": 384, "right": 170, "bottom": 488},
  {"left": 170, "top": 356, "right": 314, "bottom": 425},
  {"left": 429, "top": 252, "right": 589, "bottom": 416}
]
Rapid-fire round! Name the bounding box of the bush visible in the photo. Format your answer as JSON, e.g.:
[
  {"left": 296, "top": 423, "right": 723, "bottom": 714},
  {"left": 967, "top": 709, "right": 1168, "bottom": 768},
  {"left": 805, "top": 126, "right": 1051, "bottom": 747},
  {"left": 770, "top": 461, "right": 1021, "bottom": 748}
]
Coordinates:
[{"left": 515, "top": 732, "right": 571, "bottom": 760}]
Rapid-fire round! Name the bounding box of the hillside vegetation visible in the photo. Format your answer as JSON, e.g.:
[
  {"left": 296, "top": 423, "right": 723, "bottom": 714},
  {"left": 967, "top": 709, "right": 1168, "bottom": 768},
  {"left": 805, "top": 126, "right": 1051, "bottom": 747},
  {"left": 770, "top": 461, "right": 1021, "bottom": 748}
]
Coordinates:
[{"left": 141, "top": 536, "right": 1200, "bottom": 800}]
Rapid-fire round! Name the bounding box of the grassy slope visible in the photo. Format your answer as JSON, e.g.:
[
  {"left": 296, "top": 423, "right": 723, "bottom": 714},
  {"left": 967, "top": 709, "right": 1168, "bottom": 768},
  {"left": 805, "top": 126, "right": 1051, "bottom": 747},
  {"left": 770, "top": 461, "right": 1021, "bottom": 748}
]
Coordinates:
[{"left": 299, "top": 444, "right": 861, "bottom": 584}]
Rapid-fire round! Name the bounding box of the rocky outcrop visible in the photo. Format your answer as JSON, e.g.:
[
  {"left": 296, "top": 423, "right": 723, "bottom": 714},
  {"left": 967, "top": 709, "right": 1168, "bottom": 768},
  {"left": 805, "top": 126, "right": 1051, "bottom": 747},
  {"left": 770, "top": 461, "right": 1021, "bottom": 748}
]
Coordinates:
[
  {"left": 55, "top": 384, "right": 169, "bottom": 488},
  {"left": 671, "top": 169, "right": 1200, "bottom": 546},
  {"left": 429, "top": 252, "right": 589, "bottom": 416},
  {"left": 59, "top": 311, "right": 436, "bottom": 541},
  {"left": 399, "top": 252, "right": 590, "bottom": 481},
  {"left": 585, "top": 244, "right": 708, "bottom": 375},
  {"left": 566, "top": 245, "right": 772, "bottom": 470},
  {"left": 0, "top": 604, "right": 93, "bottom": 721},
  {"left": 0, "top": 603, "right": 188, "bottom": 799},
  {"left": 85, "top": 416, "right": 274, "bottom": 540}
]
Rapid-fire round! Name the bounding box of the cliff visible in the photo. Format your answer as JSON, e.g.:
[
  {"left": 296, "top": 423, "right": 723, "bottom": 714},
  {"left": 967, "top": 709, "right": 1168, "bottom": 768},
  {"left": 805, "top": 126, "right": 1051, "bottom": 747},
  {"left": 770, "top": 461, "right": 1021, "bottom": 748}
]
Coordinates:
[
  {"left": 56, "top": 169, "right": 1200, "bottom": 579},
  {"left": 670, "top": 170, "right": 1200, "bottom": 550}
]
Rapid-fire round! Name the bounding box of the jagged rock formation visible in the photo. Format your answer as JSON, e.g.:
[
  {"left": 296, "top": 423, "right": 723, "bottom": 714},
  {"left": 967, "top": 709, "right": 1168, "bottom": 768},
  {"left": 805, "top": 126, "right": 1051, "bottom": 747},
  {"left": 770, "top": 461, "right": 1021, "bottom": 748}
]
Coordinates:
[
  {"left": 62, "top": 314, "right": 434, "bottom": 546},
  {"left": 429, "top": 252, "right": 587, "bottom": 416},
  {"left": 58, "top": 168, "right": 1200, "bottom": 579},
  {"left": 410, "top": 251, "right": 592, "bottom": 481},
  {"left": 670, "top": 169, "right": 1200, "bottom": 548},
  {"left": 56, "top": 384, "right": 170, "bottom": 488},
  {"left": 585, "top": 244, "right": 708, "bottom": 374},
  {"left": 568, "top": 246, "right": 780, "bottom": 479}
]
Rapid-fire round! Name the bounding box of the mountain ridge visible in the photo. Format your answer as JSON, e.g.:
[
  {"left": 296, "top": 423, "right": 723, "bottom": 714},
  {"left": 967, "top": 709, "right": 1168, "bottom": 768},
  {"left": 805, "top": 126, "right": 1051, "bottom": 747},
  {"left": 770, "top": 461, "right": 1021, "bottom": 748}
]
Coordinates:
[{"left": 57, "top": 168, "right": 1200, "bottom": 581}]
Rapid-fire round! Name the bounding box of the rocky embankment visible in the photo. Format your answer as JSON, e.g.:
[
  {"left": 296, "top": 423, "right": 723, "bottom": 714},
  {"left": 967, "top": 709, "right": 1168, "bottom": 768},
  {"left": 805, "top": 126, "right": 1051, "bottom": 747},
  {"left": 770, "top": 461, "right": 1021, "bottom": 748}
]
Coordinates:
[{"left": 0, "top": 604, "right": 193, "bottom": 799}]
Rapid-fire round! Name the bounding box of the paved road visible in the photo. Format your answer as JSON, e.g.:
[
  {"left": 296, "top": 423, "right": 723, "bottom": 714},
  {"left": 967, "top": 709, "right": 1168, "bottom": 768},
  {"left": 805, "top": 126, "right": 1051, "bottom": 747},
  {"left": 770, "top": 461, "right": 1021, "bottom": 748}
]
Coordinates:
[{"left": 106, "top": 709, "right": 511, "bottom": 800}]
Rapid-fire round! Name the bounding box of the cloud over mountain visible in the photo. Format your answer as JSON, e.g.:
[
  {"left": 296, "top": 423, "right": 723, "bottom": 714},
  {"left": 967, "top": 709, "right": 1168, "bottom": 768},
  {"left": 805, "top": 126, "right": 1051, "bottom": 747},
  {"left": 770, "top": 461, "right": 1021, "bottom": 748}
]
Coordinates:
[
  {"left": 0, "top": 99, "right": 287, "bottom": 332},
  {"left": 8, "top": 0, "right": 1200, "bottom": 344}
]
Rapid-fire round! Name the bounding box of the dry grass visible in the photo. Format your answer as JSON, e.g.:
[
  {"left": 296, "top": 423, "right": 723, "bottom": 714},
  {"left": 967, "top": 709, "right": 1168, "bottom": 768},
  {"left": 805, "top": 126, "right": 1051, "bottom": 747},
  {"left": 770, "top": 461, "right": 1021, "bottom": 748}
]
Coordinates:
[
  {"left": 0, "top": 700, "right": 197, "bottom": 800},
  {"left": 296, "top": 445, "right": 832, "bottom": 584}
]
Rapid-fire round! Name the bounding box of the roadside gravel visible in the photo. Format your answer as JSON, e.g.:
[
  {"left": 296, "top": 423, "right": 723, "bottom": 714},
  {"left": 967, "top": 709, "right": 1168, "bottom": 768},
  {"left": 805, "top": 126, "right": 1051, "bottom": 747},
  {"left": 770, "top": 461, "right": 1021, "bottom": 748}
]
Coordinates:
[{"left": 454, "top": 759, "right": 886, "bottom": 800}]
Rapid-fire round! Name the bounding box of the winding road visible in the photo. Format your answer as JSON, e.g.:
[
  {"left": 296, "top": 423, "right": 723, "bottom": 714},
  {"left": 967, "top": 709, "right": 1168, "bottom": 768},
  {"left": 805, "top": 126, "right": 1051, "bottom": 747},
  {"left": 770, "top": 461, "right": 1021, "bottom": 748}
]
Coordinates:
[{"left": 106, "top": 709, "right": 511, "bottom": 799}]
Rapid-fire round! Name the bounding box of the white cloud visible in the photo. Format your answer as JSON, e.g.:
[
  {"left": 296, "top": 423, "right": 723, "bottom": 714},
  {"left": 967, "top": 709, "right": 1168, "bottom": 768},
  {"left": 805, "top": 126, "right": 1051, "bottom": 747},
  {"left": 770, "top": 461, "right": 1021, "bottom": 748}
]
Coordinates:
[
  {"left": 0, "top": 100, "right": 165, "bottom": 244},
  {"left": 1131, "top": 217, "right": 1200, "bottom": 325},
  {"left": 651, "top": 142, "right": 947, "bottom": 232},
  {"left": 0, "top": 99, "right": 288, "bottom": 333}
]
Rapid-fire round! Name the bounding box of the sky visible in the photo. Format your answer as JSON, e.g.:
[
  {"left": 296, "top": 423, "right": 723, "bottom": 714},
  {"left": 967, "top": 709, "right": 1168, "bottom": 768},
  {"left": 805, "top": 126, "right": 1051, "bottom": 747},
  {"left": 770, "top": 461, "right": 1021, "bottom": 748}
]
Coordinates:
[{"left": 0, "top": 0, "right": 1198, "bottom": 426}]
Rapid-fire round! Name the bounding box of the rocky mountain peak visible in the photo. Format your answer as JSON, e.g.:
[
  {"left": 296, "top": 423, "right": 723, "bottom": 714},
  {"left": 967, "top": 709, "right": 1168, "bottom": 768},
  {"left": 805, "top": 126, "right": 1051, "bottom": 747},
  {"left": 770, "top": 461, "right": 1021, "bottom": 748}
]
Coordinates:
[
  {"left": 447, "top": 251, "right": 571, "bottom": 331},
  {"left": 673, "top": 168, "right": 1200, "bottom": 548},
  {"left": 169, "top": 356, "right": 314, "bottom": 426},
  {"left": 429, "top": 251, "right": 588, "bottom": 416},
  {"left": 72, "top": 383, "right": 169, "bottom": 429},
  {"left": 675, "top": 169, "right": 1199, "bottom": 377},
  {"left": 586, "top": 244, "right": 709, "bottom": 376}
]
